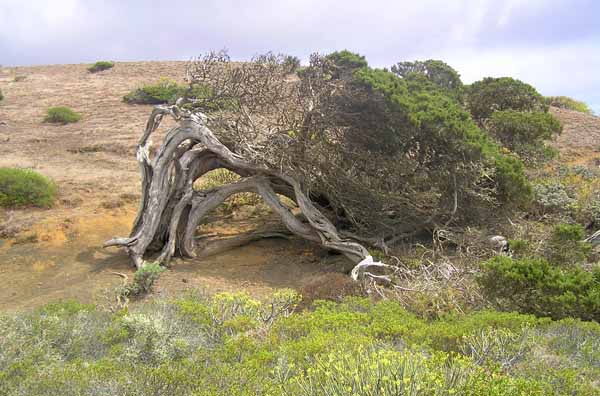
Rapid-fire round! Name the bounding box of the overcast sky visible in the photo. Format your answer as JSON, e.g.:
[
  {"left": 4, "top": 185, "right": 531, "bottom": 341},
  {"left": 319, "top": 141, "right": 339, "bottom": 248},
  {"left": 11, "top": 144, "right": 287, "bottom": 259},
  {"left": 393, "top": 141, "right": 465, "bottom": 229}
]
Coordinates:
[{"left": 1, "top": 0, "right": 599, "bottom": 113}]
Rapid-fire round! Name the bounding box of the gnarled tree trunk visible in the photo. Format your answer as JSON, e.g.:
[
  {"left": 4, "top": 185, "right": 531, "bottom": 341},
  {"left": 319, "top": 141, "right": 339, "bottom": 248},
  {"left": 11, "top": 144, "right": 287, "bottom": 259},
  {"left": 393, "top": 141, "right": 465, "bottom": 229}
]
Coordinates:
[{"left": 105, "top": 105, "right": 387, "bottom": 280}]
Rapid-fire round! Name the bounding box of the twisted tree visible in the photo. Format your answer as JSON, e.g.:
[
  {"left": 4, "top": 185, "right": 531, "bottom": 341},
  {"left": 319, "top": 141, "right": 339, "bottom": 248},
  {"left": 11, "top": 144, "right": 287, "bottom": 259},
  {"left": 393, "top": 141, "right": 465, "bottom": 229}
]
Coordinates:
[{"left": 105, "top": 51, "right": 530, "bottom": 282}]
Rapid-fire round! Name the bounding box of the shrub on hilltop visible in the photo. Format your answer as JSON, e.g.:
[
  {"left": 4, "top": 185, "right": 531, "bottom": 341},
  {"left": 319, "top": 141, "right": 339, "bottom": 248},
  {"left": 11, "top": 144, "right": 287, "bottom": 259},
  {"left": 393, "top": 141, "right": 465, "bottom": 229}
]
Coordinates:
[
  {"left": 546, "top": 95, "right": 592, "bottom": 114},
  {"left": 87, "top": 61, "right": 114, "bottom": 73}
]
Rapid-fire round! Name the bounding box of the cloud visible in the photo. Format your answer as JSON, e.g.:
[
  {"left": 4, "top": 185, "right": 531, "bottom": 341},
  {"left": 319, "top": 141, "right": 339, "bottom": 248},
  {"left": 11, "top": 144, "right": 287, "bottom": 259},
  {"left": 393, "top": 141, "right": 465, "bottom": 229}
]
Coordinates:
[{"left": 0, "top": 0, "right": 598, "bottom": 112}]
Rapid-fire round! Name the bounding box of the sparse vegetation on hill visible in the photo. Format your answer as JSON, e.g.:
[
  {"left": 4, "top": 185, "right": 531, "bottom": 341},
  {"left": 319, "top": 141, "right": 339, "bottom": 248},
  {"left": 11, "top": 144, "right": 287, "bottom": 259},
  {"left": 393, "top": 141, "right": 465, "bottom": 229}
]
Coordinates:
[
  {"left": 546, "top": 95, "right": 592, "bottom": 114},
  {"left": 123, "top": 78, "right": 217, "bottom": 106},
  {"left": 0, "top": 167, "right": 57, "bottom": 208},
  {"left": 44, "top": 106, "right": 81, "bottom": 124},
  {"left": 87, "top": 60, "right": 114, "bottom": 73},
  {"left": 1, "top": 296, "right": 599, "bottom": 395}
]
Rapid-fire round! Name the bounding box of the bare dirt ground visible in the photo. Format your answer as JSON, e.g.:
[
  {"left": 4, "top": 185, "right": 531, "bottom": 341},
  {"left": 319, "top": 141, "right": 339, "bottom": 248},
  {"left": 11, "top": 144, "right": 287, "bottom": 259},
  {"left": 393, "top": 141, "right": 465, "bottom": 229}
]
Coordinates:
[
  {"left": 0, "top": 62, "right": 335, "bottom": 311},
  {"left": 550, "top": 107, "right": 600, "bottom": 165},
  {"left": 0, "top": 63, "right": 598, "bottom": 311}
]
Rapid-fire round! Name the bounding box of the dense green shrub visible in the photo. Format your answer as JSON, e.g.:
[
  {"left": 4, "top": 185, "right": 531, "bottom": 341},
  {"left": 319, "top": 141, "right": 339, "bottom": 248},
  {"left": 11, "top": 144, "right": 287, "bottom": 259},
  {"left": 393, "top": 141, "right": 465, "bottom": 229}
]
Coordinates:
[
  {"left": 488, "top": 110, "right": 562, "bottom": 161},
  {"left": 546, "top": 96, "right": 592, "bottom": 114},
  {"left": 0, "top": 167, "right": 57, "bottom": 207},
  {"left": 44, "top": 106, "right": 82, "bottom": 124},
  {"left": 479, "top": 256, "right": 600, "bottom": 321},
  {"left": 87, "top": 61, "right": 114, "bottom": 73},
  {"left": 0, "top": 88, "right": 3, "bottom": 101},
  {"left": 466, "top": 77, "right": 547, "bottom": 122},
  {"left": 334, "top": 64, "right": 532, "bottom": 225},
  {"left": 1, "top": 296, "right": 599, "bottom": 395},
  {"left": 546, "top": 223, "right": 592, "bottom": 265}
]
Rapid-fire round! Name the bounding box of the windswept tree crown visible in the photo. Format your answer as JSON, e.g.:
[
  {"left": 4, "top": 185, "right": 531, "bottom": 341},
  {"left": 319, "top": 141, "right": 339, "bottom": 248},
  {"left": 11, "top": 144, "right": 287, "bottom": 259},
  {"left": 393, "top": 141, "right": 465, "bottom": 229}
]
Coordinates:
[
  {"left": 185, "top": 51, "right": 530, "bottom": 236},
  {"left": 106, "top": 50, "right": 532, "bottom": 281}
]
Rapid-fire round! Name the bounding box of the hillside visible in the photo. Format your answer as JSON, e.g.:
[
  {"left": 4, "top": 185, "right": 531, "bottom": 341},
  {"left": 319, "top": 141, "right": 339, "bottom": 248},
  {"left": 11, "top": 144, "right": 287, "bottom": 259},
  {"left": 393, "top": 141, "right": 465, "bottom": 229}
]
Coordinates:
[
  {"left": 0, "top": 62, "right": 599, "bottom": 311},
  {"left": 550, "top": 106, "right": 600, "bottom": 163},
  {"left": 0, "top": 62, "right": 331, "bottom": 311}
]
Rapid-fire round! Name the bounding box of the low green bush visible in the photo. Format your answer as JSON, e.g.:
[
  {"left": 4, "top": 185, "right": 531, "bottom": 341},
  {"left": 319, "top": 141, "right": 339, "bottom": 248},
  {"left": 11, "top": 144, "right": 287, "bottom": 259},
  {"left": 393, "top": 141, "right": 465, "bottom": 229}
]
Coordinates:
[
  {"left": 478, "top": 256, "right": 600, "bottom": 321},
  {"left": 44, "top": 106, "right": 81, "bottom": 124},
  {"left": 124, "top": 78, "right": 227, "bottom": 110},
  {"left": 546, "top": 96, "right": 592, "bottom": 114},
  {"left": 0, "top": 167, "right": 57, "bottom": 207},
  {"left": 87, "top": 61, "right": 114, "bottom": 73},
  {"left": 117, "top": 263, "right": 165, "bottom": 300},
  {"left": 0, "top": 88, "right": 3, "bottom": 101},
  {"left": 123, "top": 78, "right": 185, "bottom": 105}
]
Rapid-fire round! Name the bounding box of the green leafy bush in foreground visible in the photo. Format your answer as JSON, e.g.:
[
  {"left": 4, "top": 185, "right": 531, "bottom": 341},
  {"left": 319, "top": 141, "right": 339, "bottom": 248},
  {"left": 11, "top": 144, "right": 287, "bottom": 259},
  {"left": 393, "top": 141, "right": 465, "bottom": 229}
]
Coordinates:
[
  {"left": 87, "top": 60, "right": 114, "bottom": 73},
  {"left": 1, "top": 294, "right": 599, "bottom": 395},
  {"left": 546, "top": 96, "right": 592, "bottom": 114},
  {"left": 479, "top": 256, "right": 600, "bottom": 321},
  {"left": 0, "top": 88, "right": 4, "bottom": 101},
  {"left": 0, "top": 167, "right": 57, "bottom": 207},
  {"left": 44, "top": 106, "right": 82, "bottom": 124},
  {"left": 117, "top": 262, "right": 165, "bottom": 301}
]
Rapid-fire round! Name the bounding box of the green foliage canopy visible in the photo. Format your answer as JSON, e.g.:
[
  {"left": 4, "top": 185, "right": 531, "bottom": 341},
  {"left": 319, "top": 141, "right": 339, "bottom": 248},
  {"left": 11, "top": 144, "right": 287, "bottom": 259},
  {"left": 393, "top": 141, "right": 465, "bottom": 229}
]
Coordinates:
[
  {"left": 466, "top": 77, "right": 547, "bottom": 122},
  {"left": 299, "top": 53, "right": 531, "bottom": 233},
  {"left": 391, "top": 59, "right": 463, "bottom": 99}
]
